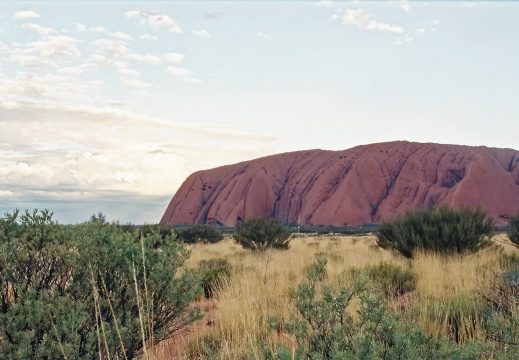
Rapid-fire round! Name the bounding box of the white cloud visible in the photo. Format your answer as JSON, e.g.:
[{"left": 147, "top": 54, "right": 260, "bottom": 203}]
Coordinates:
[
  {"left": 133, "top": 90, "right": 152, "bottom": 97},
  {"left": 193, "top": 29, "right": 211, "bottom": 39},
  {"left": 11, "top": 54, "right": 57, "bottom": 68},
  {"left": 0, "top": 191, "right": 13, "bottom": 197},
  {"left": 26, "top": 35, "right": 81, "bottom": 58},
  {"left": 111, "top": 32, "right": 133, "bottom": 41},
  {"left": 256, "top": 32, "right": 273, "bottom": 40},
  {"left": 123, "top": 79, "right": 152, "bottom": 88},
  {"left": 22, "top": 23, "right": 58, "bottom": 37},
  {"left": 342, "top": 9, "right": 403, "bottom": 34},
  {"left": 184, "top": 78, "right": 202, "bottom": 84},
  {"left": 400, "top": 0, "right": 410, "bottom": 13},
  {"left": 93, "top": 38, "right": 129, "bottom": 58},
  {"left": 76, "top": 23, "right": 86, "bottom": 32},
  {"left": 126, "top": 53, "right": 162, "bottom": 65},
  {"left": 140, "top": 34, "right": 157, "bottom": 41},
  {"left": 164, "top": 66, "right": 192, "bottom": 77},
  {"left": 14, "top": 11, "right": 40, "bottom": 19},
  {"left": 118, "top": 68, "right": 140, "bottom": 79},
  {"left": 90, "top": 26, "right": 109, "bottom": 34},
  {"left": 125, "top": 10, "right": 182, "bottom": 33},
  {"left": 59, "top": 63, "right": 98, "bottom": 75},
  {"left": 315, "top": 1, "right": 333, "bottom": 7},
  {"left": 163, "top": 52, "right": 184, "bottom": 63},
  {"left": 331, "top": 14, "right": 339, "bottom": 21},
  {"left": 416, "top": 28, "right": 425, "bottom": 34}
]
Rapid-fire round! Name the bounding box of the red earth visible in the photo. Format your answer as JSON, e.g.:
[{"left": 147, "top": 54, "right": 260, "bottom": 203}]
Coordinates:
[{"left": 161, "top": 141, "right": 519, "bottom": 227}]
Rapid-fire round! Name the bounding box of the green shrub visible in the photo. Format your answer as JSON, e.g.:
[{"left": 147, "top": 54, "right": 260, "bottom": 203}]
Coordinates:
[
  {"left": 0, "top": 209, "right": 201, "bottom": 359},
  {"left": 263, "top": 259, "right": 481, "bottom": 360},
  {"left": 177, "top": 224, "right": 223, "bottom": 244},
  {"left": 198, "top": 258, "right": 232, "bottom": 298},
  {"left": 233, "top": 217, "right": 292, "bottom": 251},
  {"left": 508, "top": 211, "right": 519, "bottom": 247},
  {"left": 376, "top": 207, "right": 494, "bottom": 258},
  {"left": 366, "top": 261, "right": 417, "bottom": 298}
]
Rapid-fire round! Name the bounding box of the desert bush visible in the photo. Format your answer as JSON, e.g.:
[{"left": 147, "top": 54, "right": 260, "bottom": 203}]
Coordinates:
[
  {"left": 508, "top": 210, "right": 519, "bottom": 247},
  {"left": 481, "top": 264, "right": 519, "bottom": 349},
  {"left": 264, "top": 258, "right": 481, "bottom": 360},
  {"left": 376, "top": 207, "right": 494, "bottom": 258},
  {"left": 0, "top": 209, "right": 201, "bottom": 359},
  {"left": 177, "top": 224, "right": 223, "bottom": 244},
  {"left": 366, "top": 261, "right": 417, "bottom": 298},
  {"left": 233, "top": 217, "right": 292, "bottom": 251},
  {"left": 198, "top": 258, "right": 232, "bottom": 298}
]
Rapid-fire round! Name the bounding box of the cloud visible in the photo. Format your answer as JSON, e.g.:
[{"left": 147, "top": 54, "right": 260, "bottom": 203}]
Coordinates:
[
  {"left": 416, "top": 28, "right": 425, "bottom": 34},
  {"left": 164, "top": 66, "right": 192, "bottom": 77},
  {"left": 315, "top": 1, "right": 333, "bottom": 7},
  {"left": 140, "top": 34, "right": 157, "bottom": 41},
  {"left": 342, "top": 9, "right": 403, "bottom": 33},
  {"left": 0, "top": 191, "right": 13, "bottom": 197},
  {"left": 256, "top": 32, "right": 273, "bottom": 40},
  {"left": 125, "top": 10, "right": 181, "bottom": 33},
  {"left": 184, "top": 78, "right": 202, "bottom": 84},
  {"left": 163, "top": 52, "right": 184, "bottom": 63},
  {"left": 118, "top": 68, "right": 140, "bottom": 79},
  {"left": 126, "top": 53, "right": 162, "bottom": 65},
  {"left": 90, "top": 26, "right": 109, "bottom": 34},
  {"left": 25, "top": 35, "right": 81, "bottom": 58},
  {"left": 11, "top": 54, "right": 57, "bottom": 68},
  {"left": 400, "top": 0, "right": 410, "bottom": 13},
  {"left": 76, "top": 23, "right": 86, "bottom": 32},
  {"left": 193, "top": 29, "right": 211, "bottom": 39},
  {"left": 22, "top": 23, "right": 58, "bottom": 37},
  {"left": 59, "top": 63, "right": 98, "bottom": 75},
  {"left": 93, "top": 38, "right": 129, "bottom": 58},
  {"left": 111, "top": 32, "right": 133, "bottom": 41},
  {"left": 133, "top": 90, "right": 152, "bottom": 97},
  {"left": 122, "top": 79, "right": 152, "bottom": 88},
  {"left": 14, "top": 11, "right": 40, "bottom": 19},
  {"left": 331, "top": 14, "right": 340, "bottom": 21}
]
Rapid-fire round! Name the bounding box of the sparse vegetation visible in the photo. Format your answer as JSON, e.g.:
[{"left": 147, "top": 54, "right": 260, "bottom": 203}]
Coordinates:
[
  {"left": 376, "top": 207, "right": 495, "bottom": 258},
  {"left": 233, "top": 217, "right": 292, "bottom": 251},
  {"left": 5, "top": 208, "right": 519, "bottom": 359}
]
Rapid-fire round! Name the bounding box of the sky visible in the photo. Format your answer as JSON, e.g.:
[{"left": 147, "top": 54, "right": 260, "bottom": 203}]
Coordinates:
[{"left": 1, "top": 1, "right": 519, "bottom": 224}]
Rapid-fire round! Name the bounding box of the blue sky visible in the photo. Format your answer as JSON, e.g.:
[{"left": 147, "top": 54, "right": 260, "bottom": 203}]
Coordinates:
[{"left": 1, "top": 1, "right": 518, "bottom": 224}]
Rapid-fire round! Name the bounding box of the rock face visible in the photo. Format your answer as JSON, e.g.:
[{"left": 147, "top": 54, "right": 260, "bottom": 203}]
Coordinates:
[{"left": 160, "top": 141, "right": 519, "bottom": 227}]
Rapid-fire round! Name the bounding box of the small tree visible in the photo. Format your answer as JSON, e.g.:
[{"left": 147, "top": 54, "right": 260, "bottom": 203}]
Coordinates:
[
  {"left": 376, "top": 206, "right": 494, "bottom": 258},
  {"left": 508, "top": 210, "right": 519, "bottom": 247},
  {"left": 233, "top": 217, "right": 292, "bottom": 251},
  {"left": 177, "top": 224, "right": 223, "bottom": 244}
]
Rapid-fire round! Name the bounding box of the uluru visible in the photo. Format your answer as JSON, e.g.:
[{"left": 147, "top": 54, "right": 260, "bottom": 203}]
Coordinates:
[{"left": 160, "top": 141, "right": 519, "bottom": 227}]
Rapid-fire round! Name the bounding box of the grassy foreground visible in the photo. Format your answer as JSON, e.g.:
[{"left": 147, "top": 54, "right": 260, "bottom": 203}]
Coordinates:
[{"left": 150, "top": 234, "right": 519, "bottom": 359}]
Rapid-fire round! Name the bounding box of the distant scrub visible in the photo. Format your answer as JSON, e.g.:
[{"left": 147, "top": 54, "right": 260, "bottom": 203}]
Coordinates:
[
  {"left": 376, "top": 207, "right": 495, "bottom": 258},
  {"left": 177, "top": 224, "right": 224, "bottom": 244},
  {"left": 508, "top": 210, "right": 519, "bottom": 247},
  {"left": 233, "top": 217, "right": 292, "bottom": 251}
]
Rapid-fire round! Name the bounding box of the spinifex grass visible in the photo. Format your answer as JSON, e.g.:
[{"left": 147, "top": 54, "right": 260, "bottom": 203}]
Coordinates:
[{"left": 165, "top": 234, "right": 519, "bottom": 359}]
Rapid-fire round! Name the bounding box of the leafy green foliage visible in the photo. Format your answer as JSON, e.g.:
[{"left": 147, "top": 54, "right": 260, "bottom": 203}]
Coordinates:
[
  {"left": 198, "top": 258, "right": 232, "bottom": 298},
  {"left": 0, "top": 209, "right": 201, "bottom": 359},
  {"left": 233, "top": 217, "right": 292, "bottom": 251},
  {"left": 264, "top": 259, "right": 481, "bottom": 360},
  {"left": 376, "top": 207, "right": 495, "bottom": 258},
  {"left": 508, "top": 210, "right": 519, "bottom": 247},
  {"left": 365, "top": 261, "right": 417, "bottom": 298},
  {"left": 177, "top": 224, "right": 224, "bottom": 244}
]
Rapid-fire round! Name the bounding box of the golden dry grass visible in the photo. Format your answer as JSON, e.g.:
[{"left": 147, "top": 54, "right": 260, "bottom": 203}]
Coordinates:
[{"left": 156, "top": 234, "right": 519, "bottom": 359}]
